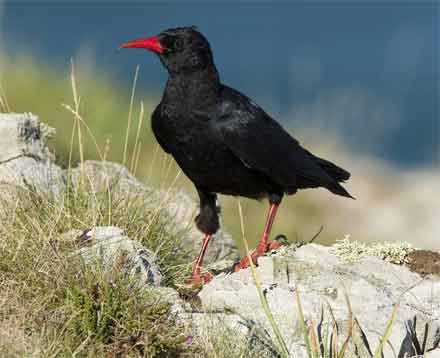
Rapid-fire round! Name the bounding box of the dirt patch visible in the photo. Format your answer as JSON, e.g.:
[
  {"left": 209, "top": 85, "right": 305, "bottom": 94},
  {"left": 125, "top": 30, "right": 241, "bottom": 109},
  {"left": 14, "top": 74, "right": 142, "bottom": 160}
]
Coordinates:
[{"left": 406, "top": 250, "right": 440, "bottom": 276}]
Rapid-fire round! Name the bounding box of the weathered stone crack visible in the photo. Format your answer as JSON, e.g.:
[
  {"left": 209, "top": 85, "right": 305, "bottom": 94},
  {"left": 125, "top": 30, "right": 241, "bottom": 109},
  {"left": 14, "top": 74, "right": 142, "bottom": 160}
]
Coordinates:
[{"left": 0, "top": 153, "right": 42, "bottom": 165}]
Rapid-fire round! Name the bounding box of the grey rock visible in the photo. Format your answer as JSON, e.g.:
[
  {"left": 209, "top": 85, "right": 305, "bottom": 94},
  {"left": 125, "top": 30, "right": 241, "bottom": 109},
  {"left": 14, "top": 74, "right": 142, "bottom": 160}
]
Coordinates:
[
  {"left": 187, "top": 312, "right": 250, "bottom": 337},
  {"left": 427, "top": 348, "right": 440, "bottom": 357},
  {"left": 74, "top": 226, "right": 163, "bottom": 286},
  {"left": 153, "top": 286, "right": 192, "bottom": 318},
  {"left": 198, "top": 243, "right": 440, "bottom": 357},
  {"left": 69, "top": 160, "right": 147, "bottom": 194},
  {"left": 0, "top": 156, "right": 64, "bottom": 194},
  {"left": 181, "top": 311, "right": 279, "bottom": 357},
  {"left": 208, "top": 259, "right": 236, "bottom": 275},
  {"left": 0, "top": 112, "right": 55, "bottom": 163},
  {"left": 0, "top": 113, "right": 64, "bottom": 196}
]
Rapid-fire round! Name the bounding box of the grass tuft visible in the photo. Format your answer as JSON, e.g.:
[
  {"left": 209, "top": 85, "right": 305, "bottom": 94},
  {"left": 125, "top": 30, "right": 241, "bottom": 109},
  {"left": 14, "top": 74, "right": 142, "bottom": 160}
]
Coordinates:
[{"left": 0, "top": 176, "right": 194, "bottom": 356}]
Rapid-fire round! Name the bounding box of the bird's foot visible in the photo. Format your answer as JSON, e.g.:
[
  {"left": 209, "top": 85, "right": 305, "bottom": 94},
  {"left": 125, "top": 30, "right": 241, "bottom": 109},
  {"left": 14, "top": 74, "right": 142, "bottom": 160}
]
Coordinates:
[
  {"left": 268, "top": 237, "right": 284, "bottom": 251},
  {"left": 186, "top": 271, "right": 213, "bottom": 287},
  {"left": 233, "top": 239, "right": 283, "bottom": 272},
  {"left": 233, "top": 243, "right": 267, "bottom": 272}
]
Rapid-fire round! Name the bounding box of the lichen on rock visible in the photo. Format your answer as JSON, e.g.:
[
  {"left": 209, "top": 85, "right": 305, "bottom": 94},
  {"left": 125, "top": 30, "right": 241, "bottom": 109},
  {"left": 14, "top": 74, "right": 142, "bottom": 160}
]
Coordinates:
[{"left": 330, "top": 235, "right": 414, "bottom": 264}]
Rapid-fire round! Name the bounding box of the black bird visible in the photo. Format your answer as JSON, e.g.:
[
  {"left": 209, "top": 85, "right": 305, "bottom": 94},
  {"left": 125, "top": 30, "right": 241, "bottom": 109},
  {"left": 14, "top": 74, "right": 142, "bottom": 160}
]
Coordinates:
[{"left": 120, "top": 27, "right": 353, "bottom": 285}]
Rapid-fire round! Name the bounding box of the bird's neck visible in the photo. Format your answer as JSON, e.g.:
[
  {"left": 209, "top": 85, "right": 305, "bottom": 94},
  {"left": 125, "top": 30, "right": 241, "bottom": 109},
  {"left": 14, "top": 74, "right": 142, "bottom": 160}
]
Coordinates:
[{"left": 165, "top": 66, "right": 220, "bottom": 109}]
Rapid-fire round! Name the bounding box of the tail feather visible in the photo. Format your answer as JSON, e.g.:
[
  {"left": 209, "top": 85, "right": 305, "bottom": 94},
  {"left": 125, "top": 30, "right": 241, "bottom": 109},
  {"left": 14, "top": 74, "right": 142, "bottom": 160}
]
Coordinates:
[
  {"left": 327, "top": 181, "right": 355, "bottom": 199},
  {"left": 295, "top": 151, "right": 354, "bottom": 199},
  {"left": 313, "top": 155, "right": 354, "bottom": 199},
  {"left": 314, "top": 156, "right": 351, "bottom": 182}
]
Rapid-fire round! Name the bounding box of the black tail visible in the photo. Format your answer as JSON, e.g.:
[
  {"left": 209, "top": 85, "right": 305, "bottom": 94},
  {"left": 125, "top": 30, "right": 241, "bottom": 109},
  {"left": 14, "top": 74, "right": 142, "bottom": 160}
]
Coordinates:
[
  {"left": 314, "top": 156, "right": 354, "bottom": 199},
  {"left": 326, "top": 181, "right": 355, "bottom": 199},
  {"left": 314, "top": 156, "right": 350, "bottom": 182}
]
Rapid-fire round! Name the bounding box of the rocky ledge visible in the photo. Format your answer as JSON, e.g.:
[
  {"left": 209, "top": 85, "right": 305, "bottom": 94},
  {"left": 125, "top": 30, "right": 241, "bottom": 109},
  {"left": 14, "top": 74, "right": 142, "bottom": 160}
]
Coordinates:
[{"left": 1, "top": 113, "right": 439, "bottom": 357}]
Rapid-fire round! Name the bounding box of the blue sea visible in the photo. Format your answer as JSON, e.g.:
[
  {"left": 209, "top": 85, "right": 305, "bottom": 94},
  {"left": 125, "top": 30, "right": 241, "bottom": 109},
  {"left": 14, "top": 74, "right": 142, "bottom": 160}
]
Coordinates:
[{"left": 2, "top": 1, "right": 438, "bottom": 168}]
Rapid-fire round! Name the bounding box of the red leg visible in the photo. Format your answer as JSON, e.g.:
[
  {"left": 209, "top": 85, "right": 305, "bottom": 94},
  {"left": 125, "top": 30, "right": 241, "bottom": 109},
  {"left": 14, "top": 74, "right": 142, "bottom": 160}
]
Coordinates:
[
  {"left": 234, "top": 203, "right": 280, "bottom": 272},
  {"left": 187, "top": 234, "right": 214, "bottom": 285}
]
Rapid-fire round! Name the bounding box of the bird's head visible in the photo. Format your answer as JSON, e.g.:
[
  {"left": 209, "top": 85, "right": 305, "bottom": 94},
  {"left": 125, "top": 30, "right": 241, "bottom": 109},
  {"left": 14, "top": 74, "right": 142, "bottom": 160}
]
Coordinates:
[{"left": 120, "top": 26, "right": 214, "bottom": 76}]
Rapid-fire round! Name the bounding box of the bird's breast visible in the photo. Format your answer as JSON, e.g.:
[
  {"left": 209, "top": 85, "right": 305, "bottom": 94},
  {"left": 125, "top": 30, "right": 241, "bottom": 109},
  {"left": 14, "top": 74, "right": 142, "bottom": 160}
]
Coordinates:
[{"left": 154, "top": 111, "right": 218, "bottom": 166}]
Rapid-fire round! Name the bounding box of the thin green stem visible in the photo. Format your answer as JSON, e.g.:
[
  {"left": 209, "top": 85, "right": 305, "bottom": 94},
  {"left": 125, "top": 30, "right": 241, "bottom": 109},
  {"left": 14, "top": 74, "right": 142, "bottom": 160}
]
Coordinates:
[{"left": 236, "top": 199, "right": 290, "bottom": 358}]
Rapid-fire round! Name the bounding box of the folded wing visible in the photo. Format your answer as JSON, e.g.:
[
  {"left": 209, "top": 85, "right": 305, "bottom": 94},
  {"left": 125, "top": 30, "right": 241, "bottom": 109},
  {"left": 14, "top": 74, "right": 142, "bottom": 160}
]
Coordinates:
[{"left": 210, "top": 86, "right": 352, "bottom": 198}]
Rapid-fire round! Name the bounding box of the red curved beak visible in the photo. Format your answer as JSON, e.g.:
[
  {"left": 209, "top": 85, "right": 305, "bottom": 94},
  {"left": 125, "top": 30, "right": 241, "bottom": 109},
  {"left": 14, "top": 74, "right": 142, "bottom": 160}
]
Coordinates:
[{"left": 119, "top": 36, "right": 164, "bottom": 54}]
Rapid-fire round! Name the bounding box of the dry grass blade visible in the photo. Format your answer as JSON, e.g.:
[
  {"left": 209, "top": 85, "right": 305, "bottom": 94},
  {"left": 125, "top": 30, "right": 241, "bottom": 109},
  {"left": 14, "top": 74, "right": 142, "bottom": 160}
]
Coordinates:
[
  {"left": 130, "top": 100, "right": 145, "bottom": 172},
  {"left": 103, "top": 137, "right": 111, "bottom": 162},
  {"left": 0, "top": 79, "right": 10, "bottom": 112},
  {"left": 236, "top": 199, "right": 289, "bottom": 358},
  {"left": 67, "top": 116, "right": 78, "bottom": 181},
  {"left": 308, "top": 225, "right": 324, "bottom": 244},
  {"left": 67, "top": 59, "right": 84, "bottom": 179},
  {"left": 0, "top": 92, "right": 5, "bottom": 112},
  {"left": 133, "top": 139, "right": 143, "bottom": 175},
  {"left": 147, "top": 143, "right": 160, "bottom": 183},
  {"left": 309, "top": 320, "right": 320, "bottom": 358},
  {"left": 373, "top": 304, "right": 399, "bottom": 358},
  {"left": 331, "top": 322, "right": 338, "bottom": 358},
  {"left": 159, "top": 151, "right": 169, "bottom": 181},
  {"left": 162, "top": 155, "right": 175, "bottom": 188},
  {"left": 62, "top": 103, "right": 105, "bottom": 162},
  {"left": 62, "top": 61, "right": 107, "bottom": 166},
  {"left": 323, "top": 299, "right": 339, "bottom": 358},
  {"left": 62, "top": 60, "right": 112, "bottom": 222},
  {"left": 353, "top": 318, "right": 374, "bottom": 357},
  {"left": 123, "top": 65, "right": 140, "bottom": 166}
]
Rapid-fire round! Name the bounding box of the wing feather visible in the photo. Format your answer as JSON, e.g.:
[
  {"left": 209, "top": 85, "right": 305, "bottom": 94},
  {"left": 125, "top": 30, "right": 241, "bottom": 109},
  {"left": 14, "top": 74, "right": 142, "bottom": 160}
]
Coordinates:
[{"left": 210, "top": 86, "right": 337, "bottom": 191}]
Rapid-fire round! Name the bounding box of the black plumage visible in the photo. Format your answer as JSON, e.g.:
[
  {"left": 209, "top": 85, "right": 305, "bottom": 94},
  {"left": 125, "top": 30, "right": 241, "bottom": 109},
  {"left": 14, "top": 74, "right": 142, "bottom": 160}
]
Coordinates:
[{"left": 121, "top": 26, "right": 352, "bottom": 284}]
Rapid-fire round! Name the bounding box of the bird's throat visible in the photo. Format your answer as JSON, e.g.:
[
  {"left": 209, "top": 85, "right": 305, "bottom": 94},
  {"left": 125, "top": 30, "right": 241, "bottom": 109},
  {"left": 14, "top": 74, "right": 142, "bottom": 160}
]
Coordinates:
[{"left": 165, "top": 67, "right": 220, "bottom": 108}]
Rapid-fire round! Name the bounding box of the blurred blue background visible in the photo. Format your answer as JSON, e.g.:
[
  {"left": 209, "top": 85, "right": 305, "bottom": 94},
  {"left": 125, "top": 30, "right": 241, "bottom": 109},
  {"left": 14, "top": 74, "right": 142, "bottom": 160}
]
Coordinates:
[{"left": 1, "top": 1, "right": 438, "bottom": 167}]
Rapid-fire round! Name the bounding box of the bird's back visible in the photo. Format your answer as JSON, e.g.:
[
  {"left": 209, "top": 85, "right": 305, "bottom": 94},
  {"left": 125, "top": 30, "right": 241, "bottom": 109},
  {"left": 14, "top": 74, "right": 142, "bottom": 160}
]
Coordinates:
[{"left": 209, "top": 85, "right": 352, "bottom": 198}]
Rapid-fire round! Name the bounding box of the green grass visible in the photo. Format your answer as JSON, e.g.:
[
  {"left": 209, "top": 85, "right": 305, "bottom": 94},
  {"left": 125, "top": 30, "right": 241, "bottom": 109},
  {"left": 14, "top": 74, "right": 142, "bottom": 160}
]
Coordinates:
[{"left": 0, "top": 180, "right": 191, "bottom": 356}]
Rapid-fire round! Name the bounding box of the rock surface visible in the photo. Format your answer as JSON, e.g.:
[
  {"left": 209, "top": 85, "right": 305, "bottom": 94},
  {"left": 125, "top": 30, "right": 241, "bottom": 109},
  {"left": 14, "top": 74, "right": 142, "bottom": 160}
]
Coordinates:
[
  {"left": 5, "top": 113, "right": 439, "bottom": 357},
  {"left": 0, "top": 113, "right": 64, "bottom": 196},
  {"left": 0, "top": 112, "right": 55, "bottom": 163},
  {"left": 199, "top": 243, "right": 440, "bottom": 357},
  {"left": 74, "top": 226, "right": 164, "bottom": 286}
]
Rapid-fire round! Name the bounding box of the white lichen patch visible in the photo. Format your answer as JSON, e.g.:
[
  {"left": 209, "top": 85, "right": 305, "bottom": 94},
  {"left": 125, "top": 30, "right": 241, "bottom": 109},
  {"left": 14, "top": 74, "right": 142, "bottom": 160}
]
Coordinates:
[{"left": 330, "top": 235, "right": 414, "bottom": 264}]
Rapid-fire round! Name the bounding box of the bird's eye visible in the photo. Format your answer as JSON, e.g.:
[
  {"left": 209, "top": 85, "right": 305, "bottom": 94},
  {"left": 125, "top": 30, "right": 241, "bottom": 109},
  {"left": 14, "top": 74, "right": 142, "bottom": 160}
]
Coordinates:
[
  {"left": 189, "top": 53, "right": 200, "bottom": 67},
  {"left": 174, "top": 38, "right": 184, "bottom": 51}
]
